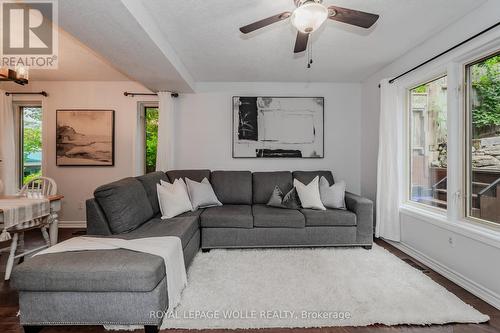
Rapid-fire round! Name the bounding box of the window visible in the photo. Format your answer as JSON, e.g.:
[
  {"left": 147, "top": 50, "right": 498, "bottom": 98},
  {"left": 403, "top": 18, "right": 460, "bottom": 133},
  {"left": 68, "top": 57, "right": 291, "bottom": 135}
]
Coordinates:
[
  {"left": 144, "top": 106, "right": 159, "bottom": 174},
  {"left": 466, "top": 52, "right": 500, "bottom": 226},
  {"left": 17, "top": 105, "right": 43, "bottom": 186},
  {"left": 409, "top": 76, "right": 448, "bottom": 209}
]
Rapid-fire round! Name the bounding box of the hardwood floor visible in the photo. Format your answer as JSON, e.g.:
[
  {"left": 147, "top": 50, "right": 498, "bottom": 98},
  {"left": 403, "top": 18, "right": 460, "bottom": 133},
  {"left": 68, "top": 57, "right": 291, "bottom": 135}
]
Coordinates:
[{"left": 1, "top": 229, "right": 498, "bottom": 333}]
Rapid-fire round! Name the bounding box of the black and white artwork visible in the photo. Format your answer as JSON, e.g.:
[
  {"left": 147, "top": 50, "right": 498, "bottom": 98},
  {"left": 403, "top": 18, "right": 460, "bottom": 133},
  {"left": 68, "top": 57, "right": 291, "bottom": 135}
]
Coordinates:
[
  {"left": 56, "top": 110, "right": 115, "bottom": 166},
  {"left": 233, "top": 97, "right": 324, "bottom": 158}
]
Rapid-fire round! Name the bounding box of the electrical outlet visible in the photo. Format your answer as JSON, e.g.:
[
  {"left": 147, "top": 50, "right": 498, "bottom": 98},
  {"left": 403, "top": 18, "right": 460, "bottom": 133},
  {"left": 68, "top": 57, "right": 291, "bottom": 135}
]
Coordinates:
[
  {"left": 78, "top": 201, "right": 84, "bottom": 210},
  {"left": 448, "top": 235, "right": 455, "bottom": 248}
]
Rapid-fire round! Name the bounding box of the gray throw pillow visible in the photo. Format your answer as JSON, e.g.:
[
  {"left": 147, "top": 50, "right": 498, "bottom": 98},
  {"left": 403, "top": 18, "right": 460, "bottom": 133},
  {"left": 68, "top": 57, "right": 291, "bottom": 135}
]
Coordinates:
[
  {"left": 319, "top": 176, "right": 346, "bottom": 210},
  {"left": 267, "top": 186, "right": 301, "bottom": 210},
  {"left": 185, "top": 177, "right": 222, "bottom": 210}
]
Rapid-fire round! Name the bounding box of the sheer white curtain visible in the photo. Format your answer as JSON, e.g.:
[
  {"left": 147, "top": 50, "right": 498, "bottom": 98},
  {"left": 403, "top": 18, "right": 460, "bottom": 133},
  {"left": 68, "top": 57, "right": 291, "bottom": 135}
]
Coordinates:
[
  {"left": 0, "top": 90, "right": 16, "bottom": 195},
  {"left": 156, "top": 92, "right": 175, "bottom": 171},
  {"left": 376, "top": 79, "right": 403, "bottom": 242}
]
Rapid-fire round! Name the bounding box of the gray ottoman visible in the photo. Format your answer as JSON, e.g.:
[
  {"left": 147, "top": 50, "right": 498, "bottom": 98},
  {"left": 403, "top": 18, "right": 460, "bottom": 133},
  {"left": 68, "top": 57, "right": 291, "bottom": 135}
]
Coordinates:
[{"left": 12, "top": 249, "right": 167, "bottom": 333}]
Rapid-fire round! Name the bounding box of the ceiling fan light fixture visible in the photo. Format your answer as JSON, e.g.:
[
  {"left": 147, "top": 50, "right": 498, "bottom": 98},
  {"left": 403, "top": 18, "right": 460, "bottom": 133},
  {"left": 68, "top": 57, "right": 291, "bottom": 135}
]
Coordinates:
[{"left": 291, "top": 1, "right": 328, "bottom": 33}]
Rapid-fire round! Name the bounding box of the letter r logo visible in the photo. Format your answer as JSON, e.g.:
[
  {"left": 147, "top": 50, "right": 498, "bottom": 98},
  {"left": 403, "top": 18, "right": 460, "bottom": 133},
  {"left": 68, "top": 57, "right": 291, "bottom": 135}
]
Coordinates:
[{"left": 2, "top": 2, "right": 53, "bottom": 54}]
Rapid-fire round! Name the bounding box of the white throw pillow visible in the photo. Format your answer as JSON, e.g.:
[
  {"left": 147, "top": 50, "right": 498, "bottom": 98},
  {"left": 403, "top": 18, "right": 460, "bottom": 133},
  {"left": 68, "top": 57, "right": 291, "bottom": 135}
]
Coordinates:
[
  {"left": 319, "top": 176, "right": 346, "bottom": 210},
  {"left": 160, "top": 178, "right": 189, "bottom": 194},
  {"left": 185, "top": 177, "right": 222, "bottom": 210},
  {"left": 156, "top": 179, "right": 193, "bottom": 219},
  {"left": 293, "top": 176, "right": 326, "bottom": 210}
]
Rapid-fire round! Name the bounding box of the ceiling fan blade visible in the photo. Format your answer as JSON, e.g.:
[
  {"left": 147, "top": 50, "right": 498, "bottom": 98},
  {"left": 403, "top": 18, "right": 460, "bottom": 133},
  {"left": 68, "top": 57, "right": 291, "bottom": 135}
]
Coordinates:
[
  {"left": 239, "top": 12, "right": 291, "bottom": 34},
  {"left": 294, "top": 31, "right": 309, "bottom": 53},
  {"left": 328, "top": 6, "right": 379, "bottom": 29}
]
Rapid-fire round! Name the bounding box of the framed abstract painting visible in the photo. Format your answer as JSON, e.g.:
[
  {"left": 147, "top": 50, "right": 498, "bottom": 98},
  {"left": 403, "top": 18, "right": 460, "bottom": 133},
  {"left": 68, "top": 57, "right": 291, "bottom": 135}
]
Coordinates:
[{"left": 232, "top": 96, "right": 324, "bottom": 158}]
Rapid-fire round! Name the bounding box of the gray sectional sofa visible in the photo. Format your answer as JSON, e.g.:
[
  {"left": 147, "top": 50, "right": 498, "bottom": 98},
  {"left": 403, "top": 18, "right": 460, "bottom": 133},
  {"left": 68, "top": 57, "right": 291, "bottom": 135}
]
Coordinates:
[
  {"left": 12, "top": 169, "right": 373, "bottom": 333},
  {"left": 88, "top": 169, "right": 374, "bottom": 249}
]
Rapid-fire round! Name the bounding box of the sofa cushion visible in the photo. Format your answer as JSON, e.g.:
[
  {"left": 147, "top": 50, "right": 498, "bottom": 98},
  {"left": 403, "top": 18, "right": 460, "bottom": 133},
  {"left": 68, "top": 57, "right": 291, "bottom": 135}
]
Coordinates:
[
  {"left": 12, "top": 249, "right": 165, "bottom": 292},
  {"left": 136, "top": 171, "right": 168, "bottom": 215},
  {"left": 121, "top": 215, "right": 199, "bottom": 248},
  {"left": 293, "top": 170, "right": 334, "bottom": 186},
  {"left": 167, "top": 169, "right": 211, "bottom": 183},
  {"left": 301, "top": 208, "right": 357, "bottom": 227},
  {"left": 178, "top": 209, "right": 204, "bottom": 218},
  {"left": 253, "top": 204, "right": 305, "bottom": 228},
  {"left": 253, "top": 171, "right": 293, "bottom": 204},
  {"left": 94, "top": 178, "right": 153, "bottom": 234},
  {"left": 201, "top": 205, "right": 253, "bottom": 228},
  {"left": 211, "top": 171, "right": 252, "bottom": 204}
]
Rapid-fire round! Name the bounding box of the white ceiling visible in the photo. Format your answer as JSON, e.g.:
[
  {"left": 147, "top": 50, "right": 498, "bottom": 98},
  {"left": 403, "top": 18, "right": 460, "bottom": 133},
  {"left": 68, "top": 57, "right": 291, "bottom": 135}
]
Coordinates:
[
  {"left": 28, "top": 28, "right": 130, "bottom": 81},
  {"left": 53, "top": 0, "right": 487, "bottom": 90},
  {"left": 141, "top": 0, "right": 485, "bottom": 82},
  {"left": 58, "top": 0, "right": 195, "bottom": 92}
]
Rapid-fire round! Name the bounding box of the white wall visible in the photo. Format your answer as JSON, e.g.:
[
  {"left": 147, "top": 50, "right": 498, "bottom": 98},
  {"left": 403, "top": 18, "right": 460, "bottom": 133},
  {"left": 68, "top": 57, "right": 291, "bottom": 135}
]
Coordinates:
[
  {"left": 399, "top": 210, "right": 500, "bottom": 308},
  {"left": 4, "top": 80, "right": 361, "bottom": 224},
  {"left": 3, "top": 81, "right": 157, "bottom": 224},
  {"left": 176, "top": 82, "right": 362, "bottom": 194},
  {"left": 360, "top": 0, "right": 500, "bottom": 309}
]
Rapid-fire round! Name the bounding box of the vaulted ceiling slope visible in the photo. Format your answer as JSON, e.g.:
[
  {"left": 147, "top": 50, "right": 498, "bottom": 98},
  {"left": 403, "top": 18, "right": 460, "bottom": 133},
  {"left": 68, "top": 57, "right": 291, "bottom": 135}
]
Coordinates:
[
  {"left": 58, "top": 0, "right": 195, "bottom": 92},
  {"left": 28, "top": 28, "right": 130, "bottom": 81},
  {"left": 58, "top": 0, "right": 487, "bottom": 90}
]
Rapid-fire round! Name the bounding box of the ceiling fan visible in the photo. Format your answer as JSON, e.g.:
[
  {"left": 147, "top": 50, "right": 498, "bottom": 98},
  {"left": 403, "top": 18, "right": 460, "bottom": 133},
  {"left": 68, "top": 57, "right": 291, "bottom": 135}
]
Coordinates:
[{"left": 239, "top": 0, "right": 379, "bottom": 53}]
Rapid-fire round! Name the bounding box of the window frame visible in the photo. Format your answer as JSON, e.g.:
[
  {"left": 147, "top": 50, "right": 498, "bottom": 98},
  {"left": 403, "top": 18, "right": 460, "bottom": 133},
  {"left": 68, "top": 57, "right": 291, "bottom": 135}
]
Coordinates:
[
  {"left": 13, "top": 102, "right": 43, "bottom": 189},
  {"left": 397, "top": 33, "right": 500, "bottom": 240},
  {"left": 463, "top": 49, "right": 500, "bottom": 229},
  {"left": 143, "top": 105, "right": 159, "bottom": 174},
  {"left": 405, "top": 73, "right": 449, "bottom": 214},
  {"left": 136, "top": 101, "right": 159, "bottom": 175}
]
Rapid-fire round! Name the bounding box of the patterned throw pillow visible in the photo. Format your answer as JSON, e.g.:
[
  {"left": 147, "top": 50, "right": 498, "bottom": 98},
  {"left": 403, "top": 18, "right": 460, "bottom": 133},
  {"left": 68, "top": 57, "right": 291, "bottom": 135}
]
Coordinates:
[{"left": 266, "top": 186, "right": 302, "bottom": 210}]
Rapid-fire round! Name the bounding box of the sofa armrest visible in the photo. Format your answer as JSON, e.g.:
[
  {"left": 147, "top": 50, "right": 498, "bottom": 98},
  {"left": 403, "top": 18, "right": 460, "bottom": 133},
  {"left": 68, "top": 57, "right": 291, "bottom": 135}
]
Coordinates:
[
  {"left": 345, "top": 192, "right": 373, "bottom": 244},
  {"left": 86, "top": 198, "right": 112, "bottom": 236}
]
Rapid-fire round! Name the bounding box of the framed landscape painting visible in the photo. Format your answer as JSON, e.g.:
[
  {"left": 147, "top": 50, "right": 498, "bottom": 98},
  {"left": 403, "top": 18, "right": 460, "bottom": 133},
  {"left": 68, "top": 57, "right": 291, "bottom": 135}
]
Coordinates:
[
  {"left": 232, "top": 96, "right": 324, "bottom": 158},
  {"left": 56, "top": 109, "right": 115, "bottom": 166}
]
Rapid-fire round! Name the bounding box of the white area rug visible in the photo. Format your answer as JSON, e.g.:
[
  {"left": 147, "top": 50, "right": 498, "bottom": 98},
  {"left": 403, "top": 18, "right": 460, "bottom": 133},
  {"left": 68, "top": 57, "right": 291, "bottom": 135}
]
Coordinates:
[{"left": 160, "top": 244, "right": 489, "bottom": 329}]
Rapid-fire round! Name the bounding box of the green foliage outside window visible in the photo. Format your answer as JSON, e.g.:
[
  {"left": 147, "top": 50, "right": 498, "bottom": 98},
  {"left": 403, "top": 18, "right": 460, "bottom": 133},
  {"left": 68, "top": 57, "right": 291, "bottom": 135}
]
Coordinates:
[
  {"left": 22, "top": 107, "right": 42, "bottom": 184},
  {"left": 145, "top": 107, "right": 159, "bottom": 174},
  {"left": 471, "top": 55, "right": 500, "bottom": 132}
]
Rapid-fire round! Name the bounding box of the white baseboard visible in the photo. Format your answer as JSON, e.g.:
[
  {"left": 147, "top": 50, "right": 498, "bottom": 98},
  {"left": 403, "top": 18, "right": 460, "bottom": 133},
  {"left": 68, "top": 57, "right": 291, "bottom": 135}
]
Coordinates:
[
  {"left": 387, "top": 240, "right": 500, "bottom": 310},
  {"left": 58, "top": 221, "right": 86, "bottom": 228}
]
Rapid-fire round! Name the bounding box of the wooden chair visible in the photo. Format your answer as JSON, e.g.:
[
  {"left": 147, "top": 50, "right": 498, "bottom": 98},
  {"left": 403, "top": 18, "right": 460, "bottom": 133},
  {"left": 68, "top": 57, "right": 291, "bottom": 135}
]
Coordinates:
[{"left": 1, "top": 177, "right": 57, "bottom": 280}]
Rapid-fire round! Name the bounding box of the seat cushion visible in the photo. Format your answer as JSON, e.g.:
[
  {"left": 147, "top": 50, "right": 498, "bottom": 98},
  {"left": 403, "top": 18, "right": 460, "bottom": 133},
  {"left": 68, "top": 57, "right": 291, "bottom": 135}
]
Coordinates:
[
  {"left": 121, "top": 215, "right": 199, "bottom": 248},
  {"left": 94, "top": 177, "right": 153, "bottom": 234},
  {"left": 301, "top": 208, "right": 357, "bottom": 227},
  {"left": 136, "top": 171, "right": 168, "bottom": 215},
  {"left": 253, "top": 204, "right": 305, "bottom": 228},
  {"left": 166, "top": 169, "right": 211, "bottom": 183},
  {"left": 293, "top": 171, "right": 334, "bottom": 186},
  {"left": 201, "top": 205, "right": 253, "bottom": 228},
  {"left": 177, "top": 209, "right": 204, "bottom": 218},
  {"left": 252, "top": 171, "right": 293, "bottom": 204},
  {"left": 211, "top": 171, "right": 252, "bottom": 204},
  {"left": 12, "top": 249, "right": 165, "bottom": 292}
]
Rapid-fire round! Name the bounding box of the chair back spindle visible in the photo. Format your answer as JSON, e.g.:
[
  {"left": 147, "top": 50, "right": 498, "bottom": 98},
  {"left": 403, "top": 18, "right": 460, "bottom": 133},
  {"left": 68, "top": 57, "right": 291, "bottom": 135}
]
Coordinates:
[{"left": 20, "top": 177, "right": 57, "bottom": 197}]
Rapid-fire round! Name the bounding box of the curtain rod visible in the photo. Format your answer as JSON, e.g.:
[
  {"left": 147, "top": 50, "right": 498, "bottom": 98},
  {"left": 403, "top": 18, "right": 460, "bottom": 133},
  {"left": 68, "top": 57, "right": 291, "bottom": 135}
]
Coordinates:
[
  {"left": 5, "top": 91, "right": 48, "bottom": 97},
  {"left": 123, "top": 91, "right": 179, "bottom": 98},
  {"left": 387, "top": 21, "right": 500, "bottom": 85}
]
